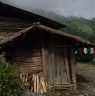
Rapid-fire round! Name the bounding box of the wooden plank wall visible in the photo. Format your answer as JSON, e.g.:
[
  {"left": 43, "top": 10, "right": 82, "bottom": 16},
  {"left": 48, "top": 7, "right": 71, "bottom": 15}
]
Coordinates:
[
  {"left": 44, "top": 47, "right": 75, "bottom": 91},
  {"left": 41, "top": 32, "right": 76, "bottom": 91},
  {"left": 5, "top": 30, "right": 49, "bottom": 93},
  {"left": 0, "top": 16, "right": 32, "bottom": 33},
  {"left": 5, "top": 29, "right": 76, "bottom": 93},
  {"left": 7, "top": 47, "right": 42, "bottom": 73},
  {"left": 7, "top": 46, "right": 49, "bottom": 93},
  {"left": 47, "top": 47, "right": 70, "bottom": 85},
  {"left": 70, "top": 49, "right": 77, "bottom": 91}
]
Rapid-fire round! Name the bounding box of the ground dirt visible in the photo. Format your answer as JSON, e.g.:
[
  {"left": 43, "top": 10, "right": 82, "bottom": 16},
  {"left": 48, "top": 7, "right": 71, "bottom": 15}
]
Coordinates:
[{"left": 77, "top": 62, "right": 95, "bottom": 96}]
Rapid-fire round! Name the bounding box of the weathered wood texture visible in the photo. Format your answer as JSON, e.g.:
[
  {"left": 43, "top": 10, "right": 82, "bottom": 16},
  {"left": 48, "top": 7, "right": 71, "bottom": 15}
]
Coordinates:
[
  {"left": 20, "top": 72, "right": 48, "bottom": 93},
  {"left": 5, "top": 30, "right": 48, "bottom": 93},
  {"left": 6, "top": 30, "right": 43, "bottom": 72},
  {"left": 43, "top": 47, "right": 75, "bottom": 90},
  {"left": 5, "top": 29, "right": 76, "bottom": 93},
  {"left": 0, "top": 16, "right": 32, "bottom": 32},
  {"left": 41, "top": 32, "right": 76, "bottom": 91},
  {"left": 70, "top": 49, "right": 77, "bottom": 91},
  {"left": 0, "top": 16, "right": 32, "bottom": 42},
  {"left": 10, "top": 48, "right": 42, "bottom": 73}
]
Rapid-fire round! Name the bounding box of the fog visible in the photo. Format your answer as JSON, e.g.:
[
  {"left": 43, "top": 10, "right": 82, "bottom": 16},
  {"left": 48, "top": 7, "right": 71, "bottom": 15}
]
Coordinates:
[{"left": 0, "top": 0, "right": 95, "bottom": 19}]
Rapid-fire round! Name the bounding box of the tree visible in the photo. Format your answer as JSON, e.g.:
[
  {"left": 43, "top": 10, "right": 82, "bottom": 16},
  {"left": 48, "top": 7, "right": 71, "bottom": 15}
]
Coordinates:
[{"left": 0, "top": 56, "right": 22, "bottom": 96}]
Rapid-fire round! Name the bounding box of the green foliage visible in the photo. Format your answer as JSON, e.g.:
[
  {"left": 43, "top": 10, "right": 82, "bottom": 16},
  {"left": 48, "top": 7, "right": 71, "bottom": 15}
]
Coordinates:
[
  {"left": 60, "top": 17, "right": 95, "bottom": 43},
  {"left": 0, "top": 56, "right": 22, "bottom": 96},
  {"left": 76, "top": 49, "right": 93, "bottom": 62}
]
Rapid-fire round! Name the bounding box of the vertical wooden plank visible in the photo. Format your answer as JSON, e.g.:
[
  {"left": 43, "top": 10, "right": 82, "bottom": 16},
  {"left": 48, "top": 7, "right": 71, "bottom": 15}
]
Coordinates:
[
  {"left": 56, "top": 48, "right": 61, "bottom": 84},
  {"left": 37, "top": 74, "right": 39, "bottom": 93},
  {"left": 48, "top": 47, "right": 57, "bottom": 86},
  {"left": 49, "top": 48, "right": 53, "bottom": 86},
  {"left": 61, "top": 48, "right": 65, "bottom": 84},
  {"left": 42, "top": 47, "right": 46, "bottom": 78},
  {"left": 41, "top": 32, "right": 49, "bottom": 92},
  {"left": 65, "top": 48, "right": 70, "bottom": 84},
  {"left": 33, "top": 74, "right": 36, "bottom": 92},
  {"left": 63, "top": 49, "right": 69, "bottom": 84},
  {"left": 41, "top": 32, "right": 46, "bottom": 80},
  {"left": 47, "top": 49, "right": 51, "bottom": 87},
  {"left": 71, "top": 49, "right": 77, "bottom": 91},
  {"left": 45, "top": 49, "right": 50, "bottom": 87},
  {"left": 61, "top": 50, "right": 65, "bottom": 84}
]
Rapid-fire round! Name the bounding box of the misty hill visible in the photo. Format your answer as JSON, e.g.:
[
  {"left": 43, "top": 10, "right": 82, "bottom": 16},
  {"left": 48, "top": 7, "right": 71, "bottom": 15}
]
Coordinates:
[
  {"left": 35, "top": 9, "right": 95, "bottom": 44},
  {"left": 32, "top": 8, "right": 95, "bottom": 43},
  {"left": 60, "top": 17, "right": 95, "bottom": 44},
  {"left": 27, "top": 8, "right": 67, "bottom": 24}
]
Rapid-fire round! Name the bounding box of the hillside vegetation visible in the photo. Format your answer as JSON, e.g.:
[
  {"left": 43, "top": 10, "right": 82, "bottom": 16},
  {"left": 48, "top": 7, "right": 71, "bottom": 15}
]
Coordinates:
[
  {"left": 32, "top": 9, "right": 95, "bottom": 43},
  {"left": 61, "top": 17, "right": 95, "bottom": 44}
]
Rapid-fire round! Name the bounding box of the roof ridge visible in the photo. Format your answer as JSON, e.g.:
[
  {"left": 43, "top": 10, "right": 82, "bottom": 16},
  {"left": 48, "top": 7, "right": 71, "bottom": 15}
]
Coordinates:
[{"left": 0, "top": 24, "right": 95, "bottom": 47}]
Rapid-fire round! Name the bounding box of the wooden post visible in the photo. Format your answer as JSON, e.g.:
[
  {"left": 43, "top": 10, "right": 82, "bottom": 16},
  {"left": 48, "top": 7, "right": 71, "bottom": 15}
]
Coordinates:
[
  {"left": 71, "top": 49, "right": 77, "bottom": 91},
  {"left": 41, "top": 31, "right": 48, "bottom": 92}
]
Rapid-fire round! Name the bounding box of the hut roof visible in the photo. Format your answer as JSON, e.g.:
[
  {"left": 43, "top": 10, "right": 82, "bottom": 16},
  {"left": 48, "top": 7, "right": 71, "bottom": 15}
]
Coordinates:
[
  {"left": 0, "top": 2, "right": 66, "bottom": 29},
  {"left": 0, "top": 23, "right": 94, "bottom": 47}
]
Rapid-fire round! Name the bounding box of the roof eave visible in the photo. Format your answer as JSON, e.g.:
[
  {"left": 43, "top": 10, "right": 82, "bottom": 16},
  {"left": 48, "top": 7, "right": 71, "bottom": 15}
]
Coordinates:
[
  {"left": 0, "top": 2, "right": 66, "bottom": 29},
  {"left": 0, "top": 23, "right": 95, "bottom": 48}
]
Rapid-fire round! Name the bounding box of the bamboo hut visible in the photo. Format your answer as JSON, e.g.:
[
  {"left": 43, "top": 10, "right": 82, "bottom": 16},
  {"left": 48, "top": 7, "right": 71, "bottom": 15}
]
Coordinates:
[
  {"left": 0, "top": 1, "right": 95, "bottom": 95},
  {"left": 0, "top": 23, "right": 94, "bottom": 94}
]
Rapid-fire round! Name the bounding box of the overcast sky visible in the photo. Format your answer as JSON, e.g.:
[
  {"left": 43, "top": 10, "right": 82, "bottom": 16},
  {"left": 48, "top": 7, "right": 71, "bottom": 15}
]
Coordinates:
[{"left": 0, "top": 0, "right": 95, "bottom": 19}]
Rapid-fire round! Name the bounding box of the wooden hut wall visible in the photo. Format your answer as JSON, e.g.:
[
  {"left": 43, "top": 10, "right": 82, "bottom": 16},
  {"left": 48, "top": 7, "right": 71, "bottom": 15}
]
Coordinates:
[
  {"left": 6, "top": 30, "right": 43, "bottom": 73},
  {"left": 5, "top": 29, "right": 49, "bottom": 93},
  {"left": 5, "top": 29, "right": 76, "bottom": 92},
  {"left": 41, "top": 31, "right": 76, "bottom": 90},
  {"left": 8, "top": 48, "right": 42, "bottom": 73}
]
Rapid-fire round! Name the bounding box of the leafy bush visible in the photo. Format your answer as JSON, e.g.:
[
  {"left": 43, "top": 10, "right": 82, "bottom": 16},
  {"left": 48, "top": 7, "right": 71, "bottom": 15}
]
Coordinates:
[
  {"left": 0, "top": 56, "right": 22, "bottom": 96},
  {"left": 76, "top": 49, "right": 93, "bottom": 62}
]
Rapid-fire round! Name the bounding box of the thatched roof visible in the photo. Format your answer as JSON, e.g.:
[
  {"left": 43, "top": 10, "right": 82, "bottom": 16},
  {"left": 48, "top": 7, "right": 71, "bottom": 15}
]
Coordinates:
[
  {"left": 0, "top": 23, "right": 94, "bottom": 47},
  {"left": 0, "top": 16, "right": 33, "bottom": 33},
  {"left": 0, "top": 2, "right": 66, "bottom": 29}
]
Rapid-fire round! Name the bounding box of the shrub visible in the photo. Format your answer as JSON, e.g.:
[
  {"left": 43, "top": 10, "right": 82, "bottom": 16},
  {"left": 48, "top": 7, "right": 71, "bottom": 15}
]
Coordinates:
[
  {"left": 76, "top": 49, "right": 93, "bottom": 62},
  {"left": 0, "top": 56, "right": 22, "bottom": 96}
]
